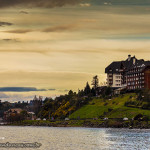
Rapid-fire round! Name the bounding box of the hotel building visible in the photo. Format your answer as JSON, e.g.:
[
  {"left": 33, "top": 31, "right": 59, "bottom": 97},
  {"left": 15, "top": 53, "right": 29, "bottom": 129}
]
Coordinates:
[{"left": 105, "top": 55, "right": 150, "bottom": 90}]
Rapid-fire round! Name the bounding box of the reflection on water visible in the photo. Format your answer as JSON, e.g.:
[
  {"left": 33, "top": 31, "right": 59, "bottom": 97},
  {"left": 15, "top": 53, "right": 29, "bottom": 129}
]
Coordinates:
[{"left": 0, "top": 126, "right": 149, "bottom": 150}]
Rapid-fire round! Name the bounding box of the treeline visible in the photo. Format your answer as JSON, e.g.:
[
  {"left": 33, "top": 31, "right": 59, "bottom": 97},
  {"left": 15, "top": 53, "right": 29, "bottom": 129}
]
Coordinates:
[
  {"left": 2, "top": 75, "right": 114, "bottom": 121},
  {"left": 38, "top": 75, "right": 112, "bottom": 120}
]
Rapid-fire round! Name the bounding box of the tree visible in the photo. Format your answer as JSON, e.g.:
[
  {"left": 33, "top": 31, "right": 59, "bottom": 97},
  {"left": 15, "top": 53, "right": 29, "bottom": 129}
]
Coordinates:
[
  {"left": 20, "top": 110, "right": 28, "bottom": 120},
  {"left": 78, "top": 89, "right": 84, "bottom": 97},
  {"left": 91, "top": 88, "right": 96, "bottom": 96},
  {"left": 105, "top": 87, "right": 112, "bottom": 96},
  {"left": 84, "top": 82, "right": 91, "bottom": 96},
  {"left": 91, "top": 75, "right": 99, "bottom": 89},
  {"left": 68, "top": 90, "right": 73, "bottom": 96}
]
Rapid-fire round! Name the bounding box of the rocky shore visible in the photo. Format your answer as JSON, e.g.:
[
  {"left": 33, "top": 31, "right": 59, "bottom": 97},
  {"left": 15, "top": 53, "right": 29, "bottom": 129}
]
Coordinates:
[{"left": 3, "top": 119, "right": 150, "bottom": 129}]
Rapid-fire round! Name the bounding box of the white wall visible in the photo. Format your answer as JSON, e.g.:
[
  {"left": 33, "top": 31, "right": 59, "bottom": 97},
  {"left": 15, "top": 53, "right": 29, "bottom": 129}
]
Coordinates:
[{"left": 112, "top": 74, "right": 122, "bottom": 87}]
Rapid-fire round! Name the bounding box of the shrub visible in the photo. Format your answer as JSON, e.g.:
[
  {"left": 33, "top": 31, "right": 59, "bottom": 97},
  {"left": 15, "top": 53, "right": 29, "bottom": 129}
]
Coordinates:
[
  {"left": 104, "top": 102, "right": 108, "bottom": 106},
  {"left": 108, "top": 108, "right": 113, "bottom": 112},
  {"left": 124, "top": 100, "right": 137, "bottom": 107},
  {"left": 142, "top": 103, "right": 150, "bottom": 109},
  {"left": 112, "top": 101, "right": 115, "bottom": 104},
  {"left": 134, "top": 114, "right": 143, "bottom": 120},
  {"left": 105, "top": 120, "right": 123, "bottom": 128},
  {"left": 142, "top": 116, "right": 149, "bottom": 122}
]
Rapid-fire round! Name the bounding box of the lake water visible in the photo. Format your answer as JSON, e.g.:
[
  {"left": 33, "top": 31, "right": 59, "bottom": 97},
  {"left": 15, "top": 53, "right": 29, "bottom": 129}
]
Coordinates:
[{"left": 0, "top": 126, "right": 149, "bottom": 150}]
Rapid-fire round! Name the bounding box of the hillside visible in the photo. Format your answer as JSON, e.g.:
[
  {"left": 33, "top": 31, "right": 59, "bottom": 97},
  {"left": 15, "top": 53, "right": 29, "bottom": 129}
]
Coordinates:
[{"left": 69, "top": 93, "right": 150, "bottom": 119}]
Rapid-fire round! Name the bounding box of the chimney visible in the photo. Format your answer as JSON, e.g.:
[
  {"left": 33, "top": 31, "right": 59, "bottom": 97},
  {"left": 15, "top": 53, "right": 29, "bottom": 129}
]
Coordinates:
[{"left": 128, "top": 55, "right": 131, "bottom": 61}]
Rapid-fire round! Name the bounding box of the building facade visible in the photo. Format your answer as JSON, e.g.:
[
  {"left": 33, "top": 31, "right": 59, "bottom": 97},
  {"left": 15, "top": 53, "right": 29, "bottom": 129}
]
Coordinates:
[{"left": 105, "top": 55, "right": 150, "bottom": 90}]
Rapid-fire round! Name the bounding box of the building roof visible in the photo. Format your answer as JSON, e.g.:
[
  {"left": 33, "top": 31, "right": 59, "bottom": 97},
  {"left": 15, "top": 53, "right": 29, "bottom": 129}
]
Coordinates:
[
  {"left": 105, "top": 55, "right": 150, "bottom": 74},
  {"left": 7, "top": 108, "right": 23, "bottom": 113}
]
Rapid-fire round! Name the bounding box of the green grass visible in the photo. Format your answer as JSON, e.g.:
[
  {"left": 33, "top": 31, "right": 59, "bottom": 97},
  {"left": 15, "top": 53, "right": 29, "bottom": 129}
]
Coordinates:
[
  {"left": 69, "top": 93, "right": 150, "bottom": 119},
  {"left": 69, "top": 105, "right": 109, "bottom": 119}
]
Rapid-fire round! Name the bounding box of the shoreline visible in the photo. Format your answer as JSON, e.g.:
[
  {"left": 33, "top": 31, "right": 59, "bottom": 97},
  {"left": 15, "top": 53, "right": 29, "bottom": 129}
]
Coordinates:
[{"left": 2, "top": 119, "right": 150, "bottom": 129}]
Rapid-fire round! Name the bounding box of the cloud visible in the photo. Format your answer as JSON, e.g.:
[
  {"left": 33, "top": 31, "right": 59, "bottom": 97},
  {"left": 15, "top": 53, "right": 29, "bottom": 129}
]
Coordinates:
[
  {"left": 42, "top": 24, "right": 78, "bottom": 32},
  {"left": 104, "top": 2, "right": 111, "bottom": 5},
  {"left": 4, "top": 29, "right": 33, "bottom": 34},
  {"left": 0, "top": 21, "right": 13, "bottom": 27},
  {"left": 0, "top": 0, "right": 82, "bottom": 8},
  {"left": 0, "top": 49, "right": 47, "bottom": 55},
  {"left": 3, "top": 24, "right": 78, "bottom": 34},
  {"left": 64, "top": 89, "right": 69, "bottom": 92},
  {"left": 2, "top": 39, "right": 13, "bottom": 41},
  {"left": 20, "top": 11, "right": 29, "bottom": 14},
  {"left": 48, "top": 89, "right": 56, "bottom": 91},
  {"left": 2, "top": 39, "right": 19, "bottom": 42},
  {"left": 81, "top": 19, "right": 97, "bottom": 23},
  {"left": 58, "top": 89, "right": 69, "bottom": 92},
  {"left": 80, "top": 3, "right": 91, "bottom": 7},
  {"left": 0, "top": 87, "right": 47, "bottom": 92}
]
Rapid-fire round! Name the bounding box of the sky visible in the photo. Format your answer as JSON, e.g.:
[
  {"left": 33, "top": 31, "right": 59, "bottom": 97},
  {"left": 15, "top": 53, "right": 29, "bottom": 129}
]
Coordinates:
[{"left": 1, "top": 0, "right": 150, "bottom": 101}]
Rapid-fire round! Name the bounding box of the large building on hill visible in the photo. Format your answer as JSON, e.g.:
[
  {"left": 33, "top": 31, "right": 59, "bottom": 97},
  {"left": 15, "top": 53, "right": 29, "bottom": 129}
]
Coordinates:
[{"left": 105, "top": 55, "right": 150, "bottom": 90}]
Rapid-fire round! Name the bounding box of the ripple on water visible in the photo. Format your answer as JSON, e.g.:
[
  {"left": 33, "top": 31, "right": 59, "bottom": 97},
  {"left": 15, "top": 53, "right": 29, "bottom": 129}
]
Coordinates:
[{"left": 0, "top": 127, "right": 149, "bottom": 150}]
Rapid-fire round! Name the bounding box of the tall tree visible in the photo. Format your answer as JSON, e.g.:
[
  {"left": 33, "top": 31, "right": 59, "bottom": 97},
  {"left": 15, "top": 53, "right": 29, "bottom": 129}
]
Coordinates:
[
  {"left": 91, "top": 75, "right": 99, "bottom": 89},
  {"left": 84, "top": 82, "right": 91, "bottom": 95}
]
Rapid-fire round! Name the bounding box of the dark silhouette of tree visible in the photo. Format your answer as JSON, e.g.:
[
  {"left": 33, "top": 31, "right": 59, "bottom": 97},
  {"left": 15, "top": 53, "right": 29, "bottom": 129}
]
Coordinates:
[
  {"left": 68, "top": 90, "right": 73, "bottom": 96},
  {"left": 84, "top": 82, "right": 91, "bottom": 96},
  {"left": 91, "top": 75, "right": 99, "bottom": 89},
  {"left": 78, "top": 89, "right": 84, "bottom": 97},
  {"left": 91, "top": 88, "right": 96, "bottom": 96},
  {"left": 105, "top": 87, "right": 112, "bottom": 96}
]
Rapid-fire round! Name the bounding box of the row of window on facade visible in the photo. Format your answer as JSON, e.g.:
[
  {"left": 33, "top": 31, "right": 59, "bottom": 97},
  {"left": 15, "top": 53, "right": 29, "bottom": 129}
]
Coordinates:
[
  {"left": 115, "top": 76, "right": 121, "bottom": 79},
  {"left": 128, "top": 85, "right": 144, "bottom": 89},
  {"left": 128, "top": 68, "right": 143, "bottom": 73},
  {"left": 115, "top": 80, "right": 121, "bottom": 83},
  {"left": 127, "top": 73, "right": 144, "bottom": 77},
  {"left": 127, "top": 77, "right": 144, "bottom": 81},
  {"left": 127, "top": 81, "right": 144, "bottom": 85}
]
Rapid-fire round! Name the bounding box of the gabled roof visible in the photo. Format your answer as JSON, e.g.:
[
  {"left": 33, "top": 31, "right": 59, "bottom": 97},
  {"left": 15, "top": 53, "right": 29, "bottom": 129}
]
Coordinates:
[
  {"left": 105, "top": 55, "right": 149, "bottom": 74},
  {"left": 105, "top": 61, "right": 122, "bottom": 73}
]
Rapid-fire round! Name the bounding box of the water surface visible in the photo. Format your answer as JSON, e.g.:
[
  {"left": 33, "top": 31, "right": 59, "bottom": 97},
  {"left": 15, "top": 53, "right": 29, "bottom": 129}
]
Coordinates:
[{"left": 0, "top": 126, "right": 149, "bottom": 150}]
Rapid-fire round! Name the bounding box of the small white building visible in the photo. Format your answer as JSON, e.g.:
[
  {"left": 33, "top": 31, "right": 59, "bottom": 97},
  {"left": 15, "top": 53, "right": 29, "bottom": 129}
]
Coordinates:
[
  {"left": 123, "top": 117, "right": 128, "bottom": 121},
  {"left": 65, "top": 118, "right": 70, "bottom": 121}
]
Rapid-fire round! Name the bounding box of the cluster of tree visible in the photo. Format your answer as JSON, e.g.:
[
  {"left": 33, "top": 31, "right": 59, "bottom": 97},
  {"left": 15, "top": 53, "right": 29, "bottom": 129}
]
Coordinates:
[
  {"left": 78, "top": 75, "right": 101, "bottom": 97},
  {"left": 38, "top": 75, "right": 112, "bottom": 120},
  {"left": 6, "top": 110, "right": 29, "bottom": 123},
  {"left": 38, "top": 90, "right": 91, "bottom": 119},
  {"left": 1, "top": 75, "right": 112, "bottom": 121},
  {"left": 39, "top": 76, "right": 100, "bottom": 119},
  {"left": 0, "top": 101, "right": 12, "bottom": 118}
]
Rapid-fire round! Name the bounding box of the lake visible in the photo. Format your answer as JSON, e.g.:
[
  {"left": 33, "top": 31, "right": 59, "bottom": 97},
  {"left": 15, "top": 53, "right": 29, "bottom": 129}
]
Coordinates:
[{"left": 0, "top": 126, "right": 149, "bottom": 150}]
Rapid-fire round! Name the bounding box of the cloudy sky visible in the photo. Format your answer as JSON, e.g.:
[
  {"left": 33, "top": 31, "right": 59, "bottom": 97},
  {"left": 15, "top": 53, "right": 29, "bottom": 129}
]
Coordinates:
[{"left": 0, "top": 0, "right": 150, "bottom": 101}]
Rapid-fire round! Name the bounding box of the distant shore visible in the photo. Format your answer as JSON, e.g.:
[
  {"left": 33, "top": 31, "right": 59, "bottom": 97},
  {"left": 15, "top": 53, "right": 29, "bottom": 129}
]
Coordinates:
[{"left": 2, "top": 119, "right": 150, "bottom": 129}]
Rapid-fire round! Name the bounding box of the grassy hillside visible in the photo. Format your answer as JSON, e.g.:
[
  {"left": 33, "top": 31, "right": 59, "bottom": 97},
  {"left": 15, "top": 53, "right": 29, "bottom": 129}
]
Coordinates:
[{"left": 69, "top": 93, "right": 150, "bottom": 119}]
